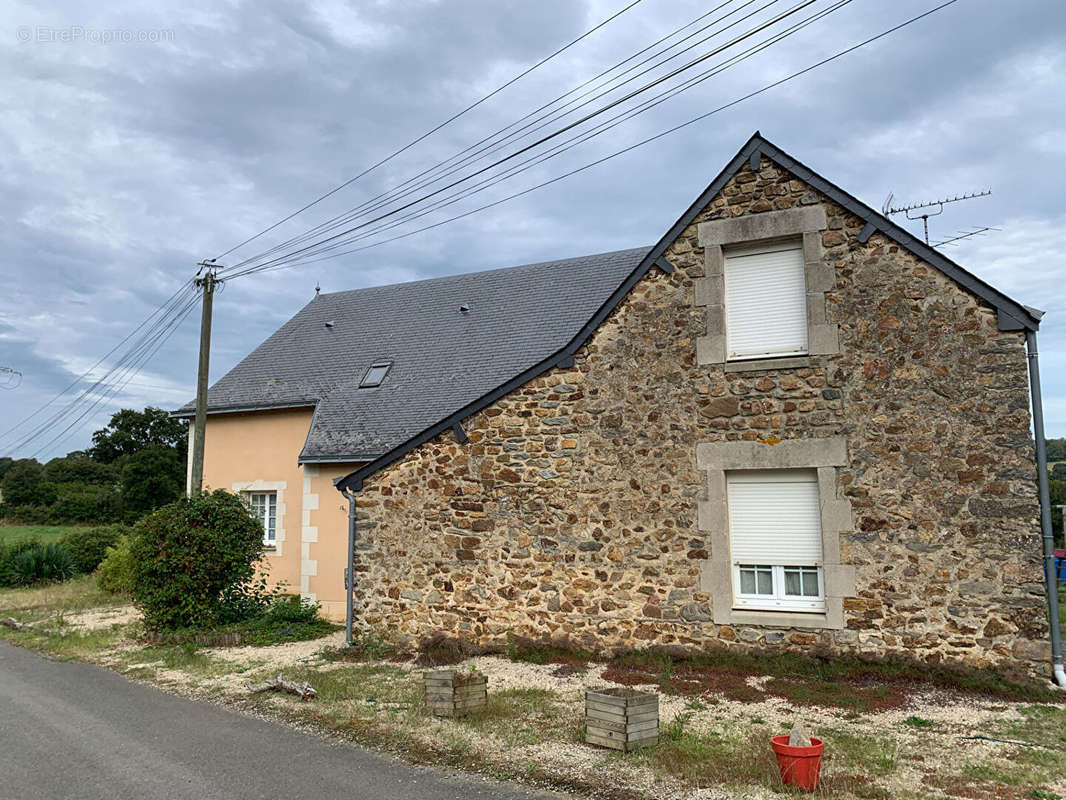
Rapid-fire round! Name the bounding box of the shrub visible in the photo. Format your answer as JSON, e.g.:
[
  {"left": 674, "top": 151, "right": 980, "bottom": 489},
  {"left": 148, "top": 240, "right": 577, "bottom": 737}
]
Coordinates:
[
  {"left": 263, "top": 594, "right": 321, "bottom": 625},
  {"left": 97, "top": 535, "right": 135, "bottom": 594},
  {"left": 0, "top": 538, "right": 41, "bottom": 587},
  {"left": 60, "top": 525, "right": 128, "bottom": 573},
  {"left": 5, "top": 542, "right": 76, "bottom": 586},
  {"left": 129, "top": 489, "right": 266, "bottom": 630}
]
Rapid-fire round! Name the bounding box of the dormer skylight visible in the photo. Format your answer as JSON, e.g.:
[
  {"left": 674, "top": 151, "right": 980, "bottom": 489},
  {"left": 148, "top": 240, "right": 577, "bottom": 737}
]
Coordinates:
[{"left": 360, "top": 362, "right": 391, "bottom": 388}]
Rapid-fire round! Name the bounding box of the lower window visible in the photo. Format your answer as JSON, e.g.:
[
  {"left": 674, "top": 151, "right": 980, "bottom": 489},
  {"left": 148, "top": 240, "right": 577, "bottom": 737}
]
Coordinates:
[
  {"left": 727, "top": 469, "right": 826, "bottom": 613},
  {"left": 248, "top": 492, "right": 277, "bottom": 545},
  {"left": 734, "top": 564, "right": 824, "bottom": 611}
]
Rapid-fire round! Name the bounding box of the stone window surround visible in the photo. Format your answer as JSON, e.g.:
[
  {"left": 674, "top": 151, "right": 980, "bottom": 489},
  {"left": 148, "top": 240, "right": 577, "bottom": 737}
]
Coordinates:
[
  {"left": 696, "top": 437, "right": 856, "bottom": 630},
  {"left": 232, "top": 480, "right": 287, "bottom": 556},
  {"left": 693, "top": 205, "right": 839, "bottom": 371}
]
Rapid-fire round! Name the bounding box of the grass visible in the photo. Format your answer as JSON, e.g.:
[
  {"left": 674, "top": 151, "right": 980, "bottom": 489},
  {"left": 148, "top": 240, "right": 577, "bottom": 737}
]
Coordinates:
[
  {"left": 0, "top": 524, "right": 84, "bottom": 545},
  {"left": 903, "top": 715, "right": 934, "bottom": 728},
  {"left": 148, "top": 614, "right": 339, "bottom": 647},
  {"left": 117, "top": 643, "right": 261, "bottom": 684},
  {"left": 463, "top": 688, "right": 566, "bottom": 747},
  {"left": 0, "top": 574, "right": 118, "bottom": 616}
]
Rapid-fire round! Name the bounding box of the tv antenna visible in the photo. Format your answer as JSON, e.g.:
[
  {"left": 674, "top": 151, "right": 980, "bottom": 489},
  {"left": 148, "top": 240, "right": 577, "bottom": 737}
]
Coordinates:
[
  {"left": 0, "top": 366, "right": 22, "bottom": 390},
  {"left": 882, "top": 189, "right": 992, "bottom": 245},
  {"left": 930, "top": 226, "right": 1000, "bottom": 248}
]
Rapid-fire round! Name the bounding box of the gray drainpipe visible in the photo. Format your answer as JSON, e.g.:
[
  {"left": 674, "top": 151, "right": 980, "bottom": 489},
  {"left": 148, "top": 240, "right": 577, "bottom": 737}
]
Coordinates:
[
  {"left": 1026, "top": 329, "right": 1066, "bottom": 686},
  {"left": 343, "top": 489, "right": 357, "bottom": 647}
]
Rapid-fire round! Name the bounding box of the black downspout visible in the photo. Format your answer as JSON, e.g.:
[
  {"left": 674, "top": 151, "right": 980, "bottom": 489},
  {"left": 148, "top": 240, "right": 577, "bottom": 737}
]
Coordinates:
[
  {"left": 1026, "top": 329, "right": 1066, "bottom": 686},
  {"left": 343, "top": 489, "right": 357, "bottom": 646}
]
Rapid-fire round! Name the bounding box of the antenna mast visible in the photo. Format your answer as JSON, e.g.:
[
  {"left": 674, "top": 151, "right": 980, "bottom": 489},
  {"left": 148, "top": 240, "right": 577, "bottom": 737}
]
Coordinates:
[{"left": 882, "top": 189, "right": 992, "bottom": 245}]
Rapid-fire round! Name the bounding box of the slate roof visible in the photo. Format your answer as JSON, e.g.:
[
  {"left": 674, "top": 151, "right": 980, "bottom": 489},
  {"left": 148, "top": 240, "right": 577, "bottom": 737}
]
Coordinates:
[
  {"left": 179, "top": 133, "right": 1041, "bottom": 490},
  {"left": 177, "top": 246, "right": 651, "bottom": 462}
]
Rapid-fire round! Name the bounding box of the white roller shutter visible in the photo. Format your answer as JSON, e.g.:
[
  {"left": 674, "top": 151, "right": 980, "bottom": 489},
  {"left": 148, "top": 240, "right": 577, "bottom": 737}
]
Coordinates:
[
  {"left": 727, "top": 469, "right": 822, "bottom": 566},
  {"left": 724, "top": 240, "right": 807, "bottom": 360}
]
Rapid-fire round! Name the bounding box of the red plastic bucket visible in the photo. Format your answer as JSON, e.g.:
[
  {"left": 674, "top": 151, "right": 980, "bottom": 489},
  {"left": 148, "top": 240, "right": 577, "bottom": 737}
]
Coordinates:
[{"left": 771, "top": 735, "right": 824, "bottom": 791}]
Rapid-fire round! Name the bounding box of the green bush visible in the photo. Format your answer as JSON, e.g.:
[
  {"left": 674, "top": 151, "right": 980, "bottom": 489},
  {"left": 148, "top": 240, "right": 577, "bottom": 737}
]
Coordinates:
[
  {"left": 5, "top": 542, "right": 76, "bottom": 586},
  {"left": 60, "top": 525, "right": 128, "bottom": 573},
  {"left": 0, "top": 538, "right": 41, "bottom": 586},
  {"left": 97, "top": 535, "right": 135, "bottom": 594},
  {"left": 129, "top": 489, "right": 267, "bottom": 631},
  {"left": 263, "top": 594, "right": 320, "bottom": 625}
]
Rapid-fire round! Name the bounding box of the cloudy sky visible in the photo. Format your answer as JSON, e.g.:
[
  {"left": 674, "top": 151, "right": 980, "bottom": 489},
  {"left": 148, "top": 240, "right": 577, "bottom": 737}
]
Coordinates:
[{"left": 1, "top": 0, "right": 1064, "bottom": 459}]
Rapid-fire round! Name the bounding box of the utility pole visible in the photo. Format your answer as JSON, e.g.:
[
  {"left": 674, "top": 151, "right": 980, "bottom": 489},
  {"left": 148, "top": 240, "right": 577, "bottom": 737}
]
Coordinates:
[{"left": 189, "top": 265, "right": 219, "bottom": 496}]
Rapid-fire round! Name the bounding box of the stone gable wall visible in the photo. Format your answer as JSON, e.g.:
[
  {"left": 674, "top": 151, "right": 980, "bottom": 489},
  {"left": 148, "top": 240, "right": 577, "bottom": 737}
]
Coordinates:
[{"left": 348, "top": 157, "right": 1050, "bottom": 679}]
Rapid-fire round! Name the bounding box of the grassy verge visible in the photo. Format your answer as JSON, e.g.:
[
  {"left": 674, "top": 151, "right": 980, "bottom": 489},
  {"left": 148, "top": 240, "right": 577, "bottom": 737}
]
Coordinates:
[
  {"left": 3, "top": 581, "right": 1065, "bottom": 800},
  {"left": 0, "top": 574, "right": 117, "bottom": 617}
]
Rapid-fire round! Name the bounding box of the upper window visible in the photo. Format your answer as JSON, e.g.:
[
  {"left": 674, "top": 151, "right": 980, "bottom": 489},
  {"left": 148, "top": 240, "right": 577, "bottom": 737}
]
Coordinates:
[
  {"left": 723, "top": 240, "right": 807, "bottom": 361},
  {"left": 359, "top": 362, "right": 391, "bottom": 388},
  {"left": 249, "top": 491, "right": 277, "bottom": 545},
  {"left": 727, "top": 469, "right": 824, "bottom": 612}
]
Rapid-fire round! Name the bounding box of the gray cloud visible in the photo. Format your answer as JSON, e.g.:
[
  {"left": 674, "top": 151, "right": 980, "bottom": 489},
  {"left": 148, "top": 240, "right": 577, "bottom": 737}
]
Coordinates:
[{"left": 1, "top": 0, "right": 1064, "bottom": 458}]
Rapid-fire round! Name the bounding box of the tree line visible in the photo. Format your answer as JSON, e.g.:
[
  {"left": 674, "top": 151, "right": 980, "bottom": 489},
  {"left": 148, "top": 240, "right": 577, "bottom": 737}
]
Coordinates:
[{"left": 0, "top": 407, "right": 186, "bottom": 524}]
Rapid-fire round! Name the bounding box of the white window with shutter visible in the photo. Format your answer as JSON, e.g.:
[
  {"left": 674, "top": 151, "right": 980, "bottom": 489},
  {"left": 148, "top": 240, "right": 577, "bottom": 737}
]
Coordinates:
[
  {"left": 727, "top": 469, "right": 825, "bottom": 612},
  {"left": 723, "top": 240, "right": 808, "bottom": 360},
  {"left": 248, "top": 491, "right": 277, "bottom": 545}
]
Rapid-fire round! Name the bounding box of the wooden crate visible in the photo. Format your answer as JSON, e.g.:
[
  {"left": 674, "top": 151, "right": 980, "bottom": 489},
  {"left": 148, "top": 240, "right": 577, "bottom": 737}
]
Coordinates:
[
  {"left": 423, "top": 670, "right": 488, "bottom": 717},
  {"left": 585, "top": 687, "right": 659, "bottom": 752}
]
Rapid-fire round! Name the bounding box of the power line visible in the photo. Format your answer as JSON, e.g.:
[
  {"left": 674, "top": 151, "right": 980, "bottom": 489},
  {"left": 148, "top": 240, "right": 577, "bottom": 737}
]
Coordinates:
[
  {"left": 28, "top": 291, "right": 202, "bottom": 459},
  {"left": 2, "top": 284, "right": 200, "bottom": 455},
  {"left": 221, "top": 0, "right": 824, "bottom": 277},
  {"left": 230, "top": 0, "right": 963, "bottom": 278},
  {"left": 0, "top": 280, "right": 197, "bottom": 445},
  {"left": 213, "top": 0, "right": 646, "bottom": 263},
  {"left": 224, "top": 0, "right": 851, "bottom": 278},
  {"left": 222, "top": 0, "right": 761, "bottom": 270}
]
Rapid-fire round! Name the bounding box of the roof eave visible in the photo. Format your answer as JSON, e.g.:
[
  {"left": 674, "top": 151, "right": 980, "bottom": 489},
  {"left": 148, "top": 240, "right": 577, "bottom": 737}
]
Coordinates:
[{"left": 171, "top": 400, "right": 318, "bottom": 420}]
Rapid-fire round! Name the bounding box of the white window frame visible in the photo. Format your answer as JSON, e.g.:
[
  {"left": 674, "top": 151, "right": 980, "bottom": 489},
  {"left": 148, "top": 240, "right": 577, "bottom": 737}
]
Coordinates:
[
  {"left": 733, "top": 564, "right": 825, "bottom": 612},
  {"left": 248, "top": 491, "right": 277, "bottom": 546},
  {"left": 727, "top": 468, "right": 826, "bottom": 614},
  {"left": 723, "top": 239, "right": 808, "bottom": 362}
]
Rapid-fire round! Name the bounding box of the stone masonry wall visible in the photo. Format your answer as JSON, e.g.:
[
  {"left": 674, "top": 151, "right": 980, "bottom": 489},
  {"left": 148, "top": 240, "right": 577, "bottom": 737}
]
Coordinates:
[{"left": 347, "top": 157, "right": 1050, "bottom": 679}]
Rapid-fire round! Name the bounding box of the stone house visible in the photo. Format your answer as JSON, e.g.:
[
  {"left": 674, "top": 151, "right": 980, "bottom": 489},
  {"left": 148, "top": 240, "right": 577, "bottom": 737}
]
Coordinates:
[{"left": 181, "top": 134, "right": 1055, "bottom": 680}]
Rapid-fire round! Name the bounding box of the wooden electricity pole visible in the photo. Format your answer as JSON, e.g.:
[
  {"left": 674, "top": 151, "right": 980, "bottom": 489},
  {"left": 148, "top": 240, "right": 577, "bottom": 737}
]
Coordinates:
[{"left": 189, "top": 267, "right": 218, "bottom": 496}]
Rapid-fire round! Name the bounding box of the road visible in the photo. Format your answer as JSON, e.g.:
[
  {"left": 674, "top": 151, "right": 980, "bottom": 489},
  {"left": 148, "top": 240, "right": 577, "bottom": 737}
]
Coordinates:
[{"left": 0, "top": 642, "right": 564, "bottom": 800}]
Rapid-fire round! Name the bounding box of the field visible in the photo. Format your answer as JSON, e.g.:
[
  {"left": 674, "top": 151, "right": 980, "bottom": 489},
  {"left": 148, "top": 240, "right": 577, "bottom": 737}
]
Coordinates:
[{"left": 0, "top": 524, "right": 85, "bottom": 544}]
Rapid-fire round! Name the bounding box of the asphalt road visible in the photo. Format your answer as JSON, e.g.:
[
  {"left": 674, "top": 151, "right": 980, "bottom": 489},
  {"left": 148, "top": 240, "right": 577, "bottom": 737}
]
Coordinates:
[{"left": 0, "top": 642, "right": 565, "bottom": 800}]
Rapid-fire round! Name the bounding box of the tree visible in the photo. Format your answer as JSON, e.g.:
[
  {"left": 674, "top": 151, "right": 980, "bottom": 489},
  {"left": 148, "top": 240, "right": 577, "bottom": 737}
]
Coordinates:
[
  {"left": 1050, "top": 479, "right": 1066, "bottom": 548},
  {"left": 0, "top": 457, "right": 14, "bottom": 482},
  {"left": 120, "top": 445, "right": 184, "bottom": 516},
  {"left": 43, "top": 456, "right": 118, "bottom": 487},
  {"left": 1, "top": 459, "right": 45, "bottom": 506},
  {"left": 88, "top": 407, "right": 187, "bottom": 464},
  {"left": 1047, "top": 438, "right": 1066, "bottom": 463}
]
